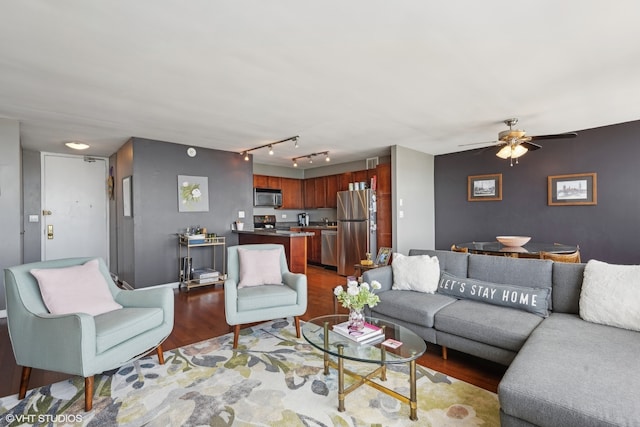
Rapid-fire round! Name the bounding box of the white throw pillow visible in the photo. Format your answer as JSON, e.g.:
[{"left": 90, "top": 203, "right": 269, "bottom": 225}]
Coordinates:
[
  {"left": 237, "top": 248, "right": 283, "bottom": 288},
  {"left": 391, "top": 253, "right": 440, "bottom": 294},
  {"left": 580, "top": 259, "right": 640, "bottom": 332},
  {"left": 30, "top": 258, "right": 123, "bottom": 316}
]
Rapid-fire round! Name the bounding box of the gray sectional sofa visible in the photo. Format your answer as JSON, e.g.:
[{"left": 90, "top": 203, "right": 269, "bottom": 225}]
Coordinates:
[{"left": 363, "top": 249, "right": 640, "bottom": 427}]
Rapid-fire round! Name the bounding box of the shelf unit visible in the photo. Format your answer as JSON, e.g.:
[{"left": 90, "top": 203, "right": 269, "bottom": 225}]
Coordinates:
[{"left": 178, "top": 235, "right": 226, "bottom": 291}]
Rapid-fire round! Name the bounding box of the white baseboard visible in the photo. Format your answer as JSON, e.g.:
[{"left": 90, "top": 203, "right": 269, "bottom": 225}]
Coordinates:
[{"left": 0, "top": 309, "right": 6, "bottom": 319}]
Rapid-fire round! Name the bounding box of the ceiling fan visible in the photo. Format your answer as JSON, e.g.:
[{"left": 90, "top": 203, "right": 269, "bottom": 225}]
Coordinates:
[{"left": 465, "top": 118, "right": 577, "bottom": 166}]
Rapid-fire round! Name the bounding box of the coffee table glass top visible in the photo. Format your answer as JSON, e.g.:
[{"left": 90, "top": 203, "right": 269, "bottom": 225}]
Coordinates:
[{"left": 302, "top": 314, "right": 426, "bottom": 364}]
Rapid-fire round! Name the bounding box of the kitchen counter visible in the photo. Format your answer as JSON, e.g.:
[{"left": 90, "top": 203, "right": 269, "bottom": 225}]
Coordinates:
[
  {"left": 234, "top": 229, "right": 315, "bottom": 237},
  {"left": 235, "top": 229, "right": 313, "bottom": 274}
]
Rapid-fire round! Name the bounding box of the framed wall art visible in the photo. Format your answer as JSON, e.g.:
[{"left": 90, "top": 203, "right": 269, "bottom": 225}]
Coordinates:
[
  {"left": 178, "top": 175, "right": 210, "bottom": 212},
  {"left": 122, "top": 176, "right": 132, "bottom": 217},
  {"left": 468, "top": 173, "right": 502, "bottom": 201},
  {"left": 548, "top": 172, "right": 597, "bottom": 206}
]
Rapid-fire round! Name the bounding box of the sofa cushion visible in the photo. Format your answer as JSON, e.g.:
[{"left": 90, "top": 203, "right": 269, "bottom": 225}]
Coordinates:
[
  {"left": 237, "top": 285, "right": 298, "bottom": 311},
  {"left": 374, "top": 290, "right": 456, "bottom": 328},
  {"left": 434, "top": 300, "right": 543, "bottom": 351},
  {"left": 237, "top": 247, "right": 283, "bottom": 288},
  {"left": 580, "top": 259, "right": 640, "bottom": 332},
  {"left": 437, "top": 271, "right": 551, "bottom": 317},
  {"left": 94, "top": 307, "right": 164, "bottom": 353},
  {"left": 30, "top": 258, "right": 123, "bottom": 316},
  {"left": 468, "top": 254, "right": 553, "bottom": 309},
  {"left": 551, "top": 262, "right": 585, "bottom": 314},
  {"left": 391, "top": 253, "right": 440, "bottom": 293},
  {"left": 499, "top": 313, "right": 640, "bottom": 427}
]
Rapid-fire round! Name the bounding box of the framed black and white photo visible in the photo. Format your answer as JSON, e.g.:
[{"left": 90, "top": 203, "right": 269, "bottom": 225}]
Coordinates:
[
  {"left": 468, "top": 174, "right": 502, "bottom": 201},
  {"left": 548, "top": 172, "right": 597, "bottom": 206}
]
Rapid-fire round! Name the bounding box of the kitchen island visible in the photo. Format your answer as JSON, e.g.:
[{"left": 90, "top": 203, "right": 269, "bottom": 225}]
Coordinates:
[{"left": 234, "top": 229, "right": 314, "bottom": 274}]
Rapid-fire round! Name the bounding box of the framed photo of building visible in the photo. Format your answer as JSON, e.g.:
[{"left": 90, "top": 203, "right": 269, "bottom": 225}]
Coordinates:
[
  {"left": 548, "top": 172, "right": 597, "bottom": 206},
  {"left": 468, "top": 174, "right": 502, "bottom": 201}
]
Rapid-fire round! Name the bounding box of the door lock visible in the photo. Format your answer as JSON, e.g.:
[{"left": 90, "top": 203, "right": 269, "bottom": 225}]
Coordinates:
[
  {"left": 42, "top": 210, "right": 52, "bottom": 216},
  {"left": 47, "top": 225, "right": 54, "bottom": 239}
]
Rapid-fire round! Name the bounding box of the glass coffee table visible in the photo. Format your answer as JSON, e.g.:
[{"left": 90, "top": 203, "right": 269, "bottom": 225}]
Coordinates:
[{"left": 302, "top": 314, "right": 427, "bottom": 421}]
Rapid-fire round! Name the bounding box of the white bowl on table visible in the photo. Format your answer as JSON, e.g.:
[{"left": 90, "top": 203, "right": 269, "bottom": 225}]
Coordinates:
[{"left": 496, "top": 236, "right": 531, "bottom": 247}]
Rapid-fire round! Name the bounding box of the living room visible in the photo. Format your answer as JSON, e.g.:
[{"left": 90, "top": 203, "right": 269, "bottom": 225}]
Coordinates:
[{"left": 1, "top": 2, "right": 640, "bottom": 425}]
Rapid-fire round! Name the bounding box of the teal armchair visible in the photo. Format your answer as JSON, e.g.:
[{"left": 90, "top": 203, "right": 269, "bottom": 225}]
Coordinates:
[
  {"left": 4, "top": 257, "right": 174, "bottom": 411},
  {"left": 224, "top": 244, "right": 307, "bottom": 348}
]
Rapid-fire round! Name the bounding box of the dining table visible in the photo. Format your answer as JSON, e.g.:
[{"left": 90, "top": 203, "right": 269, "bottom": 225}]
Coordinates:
[{"left": 454, "top": 241, "right": 579, "bottom": 258}]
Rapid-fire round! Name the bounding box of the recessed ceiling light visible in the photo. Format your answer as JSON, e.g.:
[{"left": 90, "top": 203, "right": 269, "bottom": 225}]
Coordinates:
[{"left": 65, "top": 142, "right": 90, "bottom": 150}]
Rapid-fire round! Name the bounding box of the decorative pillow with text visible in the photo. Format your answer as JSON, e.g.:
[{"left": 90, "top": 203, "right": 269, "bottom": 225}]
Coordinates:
[{"left": 437, "top": 271, "right": 551, "bottom": 317}]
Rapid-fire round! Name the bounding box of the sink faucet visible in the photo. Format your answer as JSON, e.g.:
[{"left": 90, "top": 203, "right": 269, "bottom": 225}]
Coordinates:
[{"left": 323, "top": 217, "right": 329, "bottom": 225}]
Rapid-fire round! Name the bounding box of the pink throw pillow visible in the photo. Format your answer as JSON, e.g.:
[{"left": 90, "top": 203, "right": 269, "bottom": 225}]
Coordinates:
[
  {"left": 237, "top": 248, "right": 283, "bottom": 288},
  {"left": 31, "top": 259, "right": 123, "bottom": 316}
]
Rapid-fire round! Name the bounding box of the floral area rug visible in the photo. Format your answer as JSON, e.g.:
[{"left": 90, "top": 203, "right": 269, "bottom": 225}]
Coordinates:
[{"left": 0, "top": 319, "right": 499, "bottom": 426}]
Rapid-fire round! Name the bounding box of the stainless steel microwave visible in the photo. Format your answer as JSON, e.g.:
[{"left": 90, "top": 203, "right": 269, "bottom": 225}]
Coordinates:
[{"left": 254, "top": 188, "right": 283, "bottom": 207}]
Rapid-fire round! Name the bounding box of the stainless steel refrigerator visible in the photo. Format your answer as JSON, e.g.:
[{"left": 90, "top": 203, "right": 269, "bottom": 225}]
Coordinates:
[{"left": 337, "top": 189, "right": 377, "bottom": 276}]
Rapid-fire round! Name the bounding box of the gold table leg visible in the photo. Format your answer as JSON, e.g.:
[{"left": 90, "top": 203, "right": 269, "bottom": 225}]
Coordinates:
[
  {"left": 337, "top": 344, "right": 345, "bottom": 412},
  {"left": 323, "top": 321, "right": 330, "bottom": 375},
  {"left": 409, "top": 358, "right": 417, "bottom": 421}
]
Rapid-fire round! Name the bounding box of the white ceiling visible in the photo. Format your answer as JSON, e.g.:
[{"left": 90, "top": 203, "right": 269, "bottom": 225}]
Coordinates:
[{"left": 2, "top": 1, "right": 640, "bottom": 169}]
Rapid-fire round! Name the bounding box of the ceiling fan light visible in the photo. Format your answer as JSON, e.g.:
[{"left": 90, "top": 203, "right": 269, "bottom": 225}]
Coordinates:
[{"left": 496, "top": 144, "right": 528, "bottom": 159}]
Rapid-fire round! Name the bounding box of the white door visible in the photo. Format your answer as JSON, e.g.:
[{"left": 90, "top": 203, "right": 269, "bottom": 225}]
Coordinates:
[{"left": 42, "top": 153, "right": 109, "bottom": 263}]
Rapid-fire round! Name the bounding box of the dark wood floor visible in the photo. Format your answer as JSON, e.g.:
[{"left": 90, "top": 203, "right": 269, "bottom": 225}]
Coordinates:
[{"left": 0, "top": 265, "right": 506, "bottom": 398}]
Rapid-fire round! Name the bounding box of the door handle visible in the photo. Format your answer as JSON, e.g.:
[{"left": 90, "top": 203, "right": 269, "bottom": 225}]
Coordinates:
[{"left": 47, "top": 224, "right": 54, "bottom": 239}]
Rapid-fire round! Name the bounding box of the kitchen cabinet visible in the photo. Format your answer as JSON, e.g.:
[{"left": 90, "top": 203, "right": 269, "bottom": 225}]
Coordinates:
[
  {"left": 253, "top": 174, "right": 281, "bottom": 189},
  {"left": 314, "top": 176, "right": 327, "bottom": 208},
  {"left": 304, "top": 178, "right": 316, "bottom": 209},
  {"left": 325, "top": 174, "right": 338, "bottom": 208},
  {"left": 290, "top": 226, "right": 321, "bottom": 265},
  {"left": 375, "top": 163, "right": 392, "bottom": 249},
  {"left": 352, "top": 169, "right": 368, "bottom": 186},
  {"left": 280, "top": 177, "right": 304, "bottom": 209}
]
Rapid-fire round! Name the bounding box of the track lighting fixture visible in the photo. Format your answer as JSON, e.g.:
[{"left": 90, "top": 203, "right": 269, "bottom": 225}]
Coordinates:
[
  {"left": 239, "top": 135, "right": 299, "bottom": 159},
  {"left": 291, "top": 151, "right": 330, "bottom": 167}
]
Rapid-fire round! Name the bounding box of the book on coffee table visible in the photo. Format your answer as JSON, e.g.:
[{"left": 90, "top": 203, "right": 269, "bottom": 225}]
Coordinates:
[{"left": 332, "top": 321, "right": 383, "bottom": 342}]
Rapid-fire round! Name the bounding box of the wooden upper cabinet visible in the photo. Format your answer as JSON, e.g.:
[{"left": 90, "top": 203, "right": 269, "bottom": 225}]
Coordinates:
[
  {"left": 325, "top": 174, "right": 338, "bottom": 208},
  {"left": 352, "top": 170, "right": 368, "bottom": 186},
  {"left": 253, "top": 174, "right": 281, "bottom": 189},
  {"left": 376, "top": 163, "right": 391, "bottom": 194},
  {"left": 338, "top": 172, "right": 352, "bottom": 191},
  {"left": 314, "top": 176, "right": 327, "bottom": 208},
  {"left": 281, "top": 177, "right": 304, "bottom": 209},
  {"left": 304, "top": 178, "right": 316, "bottom": 209}
]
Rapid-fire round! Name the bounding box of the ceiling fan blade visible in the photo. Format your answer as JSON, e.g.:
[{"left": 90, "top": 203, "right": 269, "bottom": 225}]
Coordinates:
[
  {"left": 530, "top": 132, "right": 577, "bottom": 141},
  {"left": 521, "top": 141, "right": 542, "bottom": 151},
  {"left": 458, "top": 140, "right": 498, "bottom": 147}
]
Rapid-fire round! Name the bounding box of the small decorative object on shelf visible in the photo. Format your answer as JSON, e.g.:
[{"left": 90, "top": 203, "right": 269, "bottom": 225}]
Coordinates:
[{"left": 334, "top": 278, "right": 381, "bottom": 331}]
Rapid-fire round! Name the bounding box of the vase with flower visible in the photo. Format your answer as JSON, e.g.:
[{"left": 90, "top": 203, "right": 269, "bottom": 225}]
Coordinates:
[{"left": 334, "top": 279, "right": 382, "bottom": 331}]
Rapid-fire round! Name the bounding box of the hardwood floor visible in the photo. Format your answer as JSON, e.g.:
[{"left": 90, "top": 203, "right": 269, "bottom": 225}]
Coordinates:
[{"left": 0, "top": 265, "right": 506, "bottom": 399}]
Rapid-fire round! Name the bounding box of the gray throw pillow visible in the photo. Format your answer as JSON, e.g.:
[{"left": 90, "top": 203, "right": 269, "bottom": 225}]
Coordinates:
[{"left": 437, "top": 271, "right": 551, "bottom": 317}]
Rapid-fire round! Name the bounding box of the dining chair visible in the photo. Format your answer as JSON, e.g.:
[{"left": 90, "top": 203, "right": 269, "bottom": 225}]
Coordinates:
[
  {"left": 450, "top": 244, "right": 469, "bottom": 253},
  {"left": 4, "top": 257, "right": 174, "bottom": 411},
  {"left": 224, "top": 244, "right": 307, "bottom": 348},
  {"left": 539, "top": 246, "right": 581, "bottom": 263}
]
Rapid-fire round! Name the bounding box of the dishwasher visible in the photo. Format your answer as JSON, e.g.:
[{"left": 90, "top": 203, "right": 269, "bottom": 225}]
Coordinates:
[{"left": 321, "top": 229, "right": 337, "bottom": 267}]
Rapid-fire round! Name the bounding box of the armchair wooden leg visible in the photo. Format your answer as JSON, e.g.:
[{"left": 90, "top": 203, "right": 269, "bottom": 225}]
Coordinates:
[
  {"left": 156, "top": 344, "right": 165, "bottom": 365},
  {"left": 233, "top": 325, "right": 241, "bottom": 349},
  {"left": 294, "top": 316, "right": 301, "bottom": 338},
  {"left": 84, "top": 376, "right": 94, "bottom": 411},
  {"left": 442, "top": 346, "right": 448, "bottom": 360},
  {"left": 19, "top": 366, "right": 31, "bottom": 399}
]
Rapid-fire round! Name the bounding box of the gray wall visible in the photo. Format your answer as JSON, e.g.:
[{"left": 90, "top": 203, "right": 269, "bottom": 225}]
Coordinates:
[
  {"left": 392, "top": 146, "right": 435, "bottom": 254},
  {"left": 0, "top": 118, "right": 21, "bottom": 311},
  {"left": 22, "top": 150, "right": 41, "bottom": 263},
  {"left": 115, "top": 138, "right": 253, "bottom": 288},
  {"left": 434, "top": 119, "right": 640, "bottom": 264}
]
